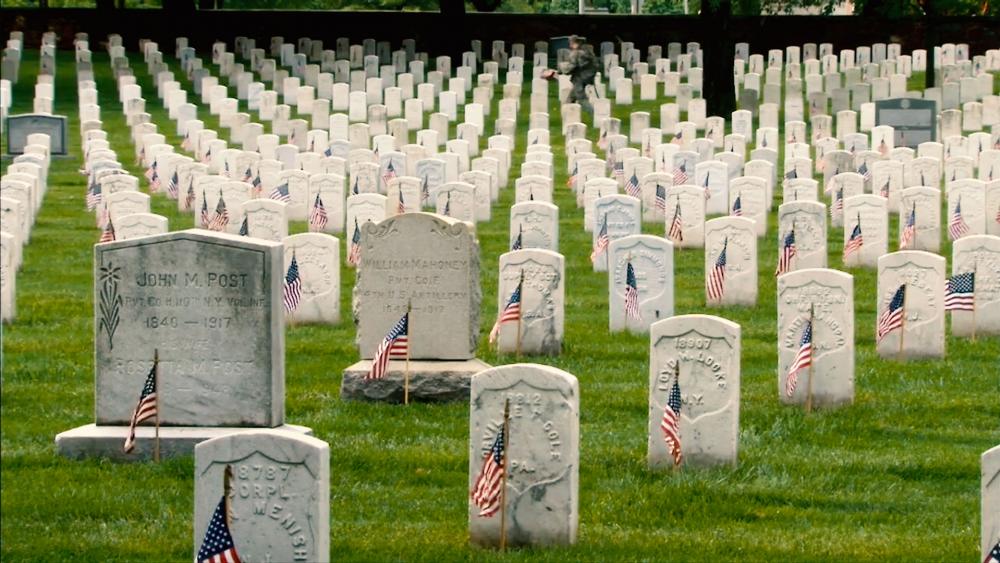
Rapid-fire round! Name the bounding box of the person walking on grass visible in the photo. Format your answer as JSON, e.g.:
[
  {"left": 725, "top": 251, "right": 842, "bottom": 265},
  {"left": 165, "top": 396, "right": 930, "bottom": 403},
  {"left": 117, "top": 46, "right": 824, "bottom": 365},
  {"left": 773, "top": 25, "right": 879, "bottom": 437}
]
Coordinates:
[{"left": 543, "top": 35, "right": 599, "bottom": 114}]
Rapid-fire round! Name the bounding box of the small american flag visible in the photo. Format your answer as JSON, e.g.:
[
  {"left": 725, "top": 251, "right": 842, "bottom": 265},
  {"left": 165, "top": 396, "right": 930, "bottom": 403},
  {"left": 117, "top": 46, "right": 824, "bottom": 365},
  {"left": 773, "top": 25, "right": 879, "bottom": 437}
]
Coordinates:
[
  {"left": 843, "top": 218, "right": 863, "bottom": 261},
  {"left": 671, "top": 129, "right": 684, "bottom": 145},
  {"left": 149, "top": 166, "right": 161, "bottom": 192},
  {"left": 470, "top": 423, "right": 506, "bottom": 517},
  {"left": 784, "top": 319, "right": 813, "bottom": 398},
  {"left": 668, "top": 202, "right": 683, "bottom": 243},
  {"left": 123, "top": 361, "right": 157, "bottom": 453},
  {"left": 672, "top": 161, "right": 688, "bottom": 185},
  {"left": 202, "top": 146, "right": 212, "bottom": 165},
  {"left": 858, "top": 161, "right": 871, "bottom": 182},
  {"left": 660, "top": 368, "right": 683, "bottom": 466},
  {"left": 421, "top": 175, "right": 430, "bottom": 203},
  {"left": 99, "top": 217, "right": 116, "bottom": 243},
  {"left": 210, "top": 193, "right": 229, "bottom": 232},
  {"left": 185, "top": 178, "right": 197, "bottom": 211},
  {"left": 944, "top": 271, "right": 975, "bottom": 311},
  {"left": 269, "top": 183, "right": 291, "bottom": 203},
  {"left": 181, "top": 131, "right": 191, "bottom": 151},
  {"left": 879, "top": 178, "right": 890, "bottom": 199},
  {"left": 784, "top": 168, "right": 798, "bottom": 180},
  {"left": 489, "top": 279, "right": 522, "bottom": 344},
  {"left": 239, "top": 215, "right": 249, "bottom": 236},
  {"left": 511, "top": 225, "right": 523, "bottom": 251},
  {"left": 164, "top": 171, "right": 178, "bottom": 199},
  {"left": 899, "top": 204, "right": 916, "bottom": 249},
  {"left": 242, "top": 166, "right": 253, "bottom": 183},
  {"left": 655, "top": 184, "right": 666, "bottom": 212},
  {"left": 251, "top": 173, "right": 262, "bottom": 197},
  {"left": 382, "top": 162, "right": 398, "bottom": 186},
  {"left": 566, "top": 164, "right": 578, "bottom": 188},
  {"left": 775, "top": 228, "right": 796, "bottom": 276},
  {"left": 702, "top": 171, "right": 711, "bottom": 200},
  {"left": 625, "top": 173, "right": 640, "bottom": 198},
  {"left": 366, "top": 312, "right": 409, "bottom": 381},
  {"left": 86, "top": 181, "right": 102, "bottom": 211},
  {"left": 144, "top": 157, "right": 156, "bottom": 181},
  {"left": 348, "top": 219, "right": 363, "bottom": 267},
  {"left": 707, "top": 238, "right": 728, "bottom": 303},
  {"left": 397, "top": 187, "right": 406, "bottom": 215},
  {"left": 590, "top": 219, "right": 609, "bottom": 264},
  {"left": 731, "top": 193, "right": 743, "bottom": 217},
  {"left": 613, "top": 159, "right": 624, "bottom": 179},
  {"left": 948, "top": 198, "right": 969, "bottom": 240},
  {"left": 309, "top": 193, "right": 329, "bottom": 232},
  {"left": 597, "top": 128, "right": 608, "bottom": 150},
  {"left": 831, "top": 187, "right": 844, "bottom": 218},
  {"left": 196, "top": 496, "right": 242, "bottom": 563},
  {"left": 624, "top": 260, "right": 642, "bottom": 322},
  {"left": 200, "top": 191, "right": 210, "bottom": 228},
  {"left": 283, "top": 255, "right": 302, "bottom": 314},
  {"left": 352, "top": 176, "right": 360, "bottom": 195},
  {"left": 443, "top": 192, "right": 451, "bottom": 217},
  {"left": 876, "top": 284, "right": 906, "bottom": 343}
]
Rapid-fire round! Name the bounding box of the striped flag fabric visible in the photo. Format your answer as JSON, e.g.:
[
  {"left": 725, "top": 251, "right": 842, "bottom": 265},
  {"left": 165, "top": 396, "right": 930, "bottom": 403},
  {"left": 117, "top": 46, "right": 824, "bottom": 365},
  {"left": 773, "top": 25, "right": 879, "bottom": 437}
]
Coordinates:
[
  {"left": 702, "top": 171, "right": 711, "bottom": 200},
  {"left": 879, "top": 177, "right": 890, "bottom": 198},
  {"left": 283, "top": 255, "right": 302, "bottom": 314},
  {"left": 731, "top": 193, "right": 743, "bottom": 217},
  {"left": 948, "top": 198, "right": 970, "bottom": 240},
  {"left": 149, "top": 164, "right": 161, "bottom": 192},
  {"left": 624, "top": 260, "right": 642, "bottom": 322},
  {"left": 511, "top": 225, "right": 523, "bottom": 251},
  {"left": 144, "top": 157, "right": 156, "bottom": 181},
  {"left": 613, "top": 159, "right": 624, "bottom": 179},
  {"left": 242, "top": 166, "right": 253, "bottom": 183},
  {"left": 397, "top": 187, "right": 406, "bottom": 215},
  {"left": 944, "top": 272, "right": 975, "bottom": 311},
  {"left": 775, "top": 228, "right": 796, "bottom": 277},
  {"left": 707, "top": 238, "right": 728, "bottom": 303},
  {"left": 166, "top": 171, "right": 180, "bottom": 199},
  {"left": 123, "top": 362, "right": 157, "bottom": 453},
  {"left": 843, "top": 218, "right": 863, "bottom": 261},
  {"left": 831, "top": 187, "right": 844, "bottom": 218},
  {"left": 876, "top": 284, "right": 906, "bottom": 343},
  {"left": 984, "top": 540, "right": 1000, "bottom": 563},
  {"left": 309, "top": 193, "right": 329, "bottom": 232},
  {"left": 348, "top": 219, "right": 363, "bottom": 267},
  {"left": 210, "top": 194, "right": 229, "bottom": 232},
  {"left": 269, "top": 182, "right": 291, "bottom": 203},
  {"left": 668, "top": 202, "right": 684, "bottom": 243},
  {"left": 470, "top": 424, "right": 506, "bottom": 518},
  {"left": 196, "top": 496, "right": 242, "bottom": 563},
  {"left": 86, "top": 181, "right": 102, "bottom": 211},
  {"left": 566, "top": 164, "right": 578, "bottom": 188},
  {"left": 239, "top": 215, "right": 249, "bottom": 237},
  {"left": 251, "top": 173, "right": 262, "bottom": 197},
  {"left": 899, "top": 204, "right": 916, "bottom": 249},
  {"left": 590, "top": 219, "right": 610, "bottom": 264},
  {"left": 382, "top": 162, "right": 398, "bottom": 186},
  {"left": 660, "top": 373, "right": 683, "bottom": 466},
  {"left": 784, "top": 319, "right": 813, "bottom": 398},
  {"left": 99, "top": 217, "right": 116, "bottom": 243},
  {"left": 655, "top": 184, "right": 666, "bottom": 212},
  {"left": 858, "top": 161, "right": 871, "bottom": 182},
  {"left": 489, "top": 280, "right": 522, "bottom": 344},
  {"left": 366, "top": 312, "right": 409, "bottom": 380},
  {"left": 672, "top": 161, "right": 688, "bottom": 185},
  {"left": 625, "top": 173, "right": 640, "bottom": 198},
  {"left": 200, "top": 191, "right": 210, "bottom": 228},
  {"left": 185, "top": 178, "right": 197, "bottom": 211}
]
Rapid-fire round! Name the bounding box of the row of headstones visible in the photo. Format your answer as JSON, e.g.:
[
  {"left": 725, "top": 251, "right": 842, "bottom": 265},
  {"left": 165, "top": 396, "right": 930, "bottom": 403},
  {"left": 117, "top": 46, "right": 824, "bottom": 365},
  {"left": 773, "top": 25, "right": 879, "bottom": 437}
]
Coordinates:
[{"left": 0, "top": 129, "right": 52, "bottom": 323}]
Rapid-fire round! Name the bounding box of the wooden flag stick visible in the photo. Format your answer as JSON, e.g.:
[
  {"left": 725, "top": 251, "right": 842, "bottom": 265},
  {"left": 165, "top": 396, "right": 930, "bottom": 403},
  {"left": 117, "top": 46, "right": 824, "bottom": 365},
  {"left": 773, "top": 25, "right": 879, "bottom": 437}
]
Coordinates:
[
  {"left": 223, "top": 464, "right": 233, "bottom": 527},
  {"left": 404, "top": 300, "right": 412, "bottom": 405},
  {"left": 153, "top": 348, "right": 160, "bottom": 463},
  {"left": 499, "top": 398, "right": 511, "bottom": 551},
  {"left": 672, "top": 360, "right": 681, "bottom": 473},
  {"left": 805, "top": 305, "right": 815, "bottom": 414},
  {"left": 898, "top": 284, "right": 906, "bottom": 360},
  {"left": 515, "top": 271, "right": 523, "bottom": 359}
]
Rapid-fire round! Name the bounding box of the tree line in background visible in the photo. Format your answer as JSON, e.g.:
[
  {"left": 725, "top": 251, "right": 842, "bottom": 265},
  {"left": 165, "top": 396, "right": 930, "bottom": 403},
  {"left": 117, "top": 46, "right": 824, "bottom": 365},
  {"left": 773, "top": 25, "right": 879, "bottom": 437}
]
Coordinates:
[{"left": 2, "top": 0, "right": 994, "bottom": 15}]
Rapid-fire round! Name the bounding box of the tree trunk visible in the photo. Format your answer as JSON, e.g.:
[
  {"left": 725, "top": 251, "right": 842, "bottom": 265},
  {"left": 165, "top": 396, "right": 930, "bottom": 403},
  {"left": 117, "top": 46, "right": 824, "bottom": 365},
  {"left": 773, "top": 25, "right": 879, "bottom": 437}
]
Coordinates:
[{"left": 701, "top": 0, "right": 736, "bottom": 117}]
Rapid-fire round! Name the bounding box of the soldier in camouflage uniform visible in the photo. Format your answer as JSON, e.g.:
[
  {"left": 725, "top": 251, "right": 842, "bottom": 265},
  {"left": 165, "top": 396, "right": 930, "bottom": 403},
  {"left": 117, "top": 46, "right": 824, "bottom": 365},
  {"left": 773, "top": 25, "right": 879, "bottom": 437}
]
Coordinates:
[{"left": 558, "top": 35, "right": 597, "bottom": 114}]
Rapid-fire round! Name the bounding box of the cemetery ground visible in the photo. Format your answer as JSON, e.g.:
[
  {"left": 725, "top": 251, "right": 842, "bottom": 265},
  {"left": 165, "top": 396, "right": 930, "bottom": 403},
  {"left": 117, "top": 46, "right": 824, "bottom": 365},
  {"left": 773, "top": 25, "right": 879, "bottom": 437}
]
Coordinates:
[{"left": 2, "top": 47, "right": 999, "bottom": 561}]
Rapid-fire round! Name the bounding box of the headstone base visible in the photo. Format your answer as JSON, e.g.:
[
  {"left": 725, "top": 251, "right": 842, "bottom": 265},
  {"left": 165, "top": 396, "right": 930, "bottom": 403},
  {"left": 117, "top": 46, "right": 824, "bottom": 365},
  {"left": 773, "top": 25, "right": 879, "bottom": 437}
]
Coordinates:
[
  {"left": 341, "top": 359, "right": 492, "bottom": 403},
  {"left": 55, "top": 424, "right": 313, "bottom": 461}
]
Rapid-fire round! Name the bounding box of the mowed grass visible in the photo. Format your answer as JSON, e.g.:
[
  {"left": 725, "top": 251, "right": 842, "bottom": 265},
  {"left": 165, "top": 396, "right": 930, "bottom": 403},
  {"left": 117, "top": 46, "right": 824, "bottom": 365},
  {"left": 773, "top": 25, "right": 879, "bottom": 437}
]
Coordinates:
[{"left": 1, "top": 45, "right": 999, "bottom": 562}]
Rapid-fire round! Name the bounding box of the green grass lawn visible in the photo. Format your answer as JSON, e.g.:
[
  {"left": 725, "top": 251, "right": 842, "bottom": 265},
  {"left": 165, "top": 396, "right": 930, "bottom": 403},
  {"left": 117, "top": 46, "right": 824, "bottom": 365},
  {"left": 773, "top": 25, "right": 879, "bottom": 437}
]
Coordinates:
[{"left": 1, "top": 46, "right": 998, "bottom": 562}]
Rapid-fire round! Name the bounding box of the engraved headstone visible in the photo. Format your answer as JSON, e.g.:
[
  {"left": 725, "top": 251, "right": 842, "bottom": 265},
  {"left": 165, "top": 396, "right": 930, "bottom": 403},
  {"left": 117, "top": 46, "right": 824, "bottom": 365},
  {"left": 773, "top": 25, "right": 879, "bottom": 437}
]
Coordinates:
[
  {"left": 608, "top": 235, "right": 673, "bottom": 333},
  {"left": 876, "top": 250, "right": 945, "bottom": 359},
  {"left": 704, "top": 217, "right": 757, "bottom": 306},
  {"left": 494, "top": 249, "right": 564, "bottom": 355},
  {"left": 283, "top": 233, "right": 340, "bottom": 325},
  {"left": 951, "top": 235, "right": 1000, "bottom": 337}
]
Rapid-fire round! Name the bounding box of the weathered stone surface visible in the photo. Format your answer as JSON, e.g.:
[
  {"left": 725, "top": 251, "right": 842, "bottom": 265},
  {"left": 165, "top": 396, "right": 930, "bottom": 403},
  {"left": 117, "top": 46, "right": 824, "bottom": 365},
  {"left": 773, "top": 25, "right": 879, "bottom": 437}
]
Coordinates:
[
  {"left": 241, "top": 199, "right": 288, "bottom": 242},
  {"left": 876, "top": 250, "right": 945, "bottom": 359},
  {"left": 951, "top": 235, "right": 1000, "bottom": 336},
  {"left": 495, "top": 249, "right": 564, "bottom": 355},
  {"left": 777, "top": 201, "right": 827, "bottom": 271},
  {"left": 355, "top": 213, "right": 479, "bottom": 360},
  {"left": 0, "top": 231, "right": 14, "bottom": 322},
  {"left": 664, "top": 185, "right": 705, "bottom": 248},
  {"left": 898, "top": 187, "right": 940, "bottom": 253},
  {"left": 608, "top": 235, "right": 673, "bottom": 333},
  {"left": 93, "top": 230, "right": 284, "bottom": 426},
  {"left": 341, "top": 359, "right": 492, "bottom": 402},
  {"left": 116, "top": 212, "right": 168, "bottom": 240},
  {"left": 843, "top": 194, "right": 887, "bottom": 268},
  {"left": 704, "top": 217, "right": 757, "bottom": 306},
  {"left": 509, "top": 201, "right": 558, "bottom": 253},
  {"left": 592, "top": 194, "right": 641, "bottom": 272},
  {"left": 284, "top": 233, "right": 340, "bottom": 325},
  {"left": 777, "top": 268, "right": 854, "bottom": 408},
  {"left": 469, "top": 363, "right": 579, "bottom": 547},
  {"left": 983, "top": 445, "right": 1000, "bottom": 561},
  {"left": 194, "top": 430, "right": 329, "bottom": 562},
  {"left": 648, "top": 314, "right": 740, "bottom": 469}
]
